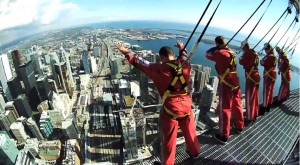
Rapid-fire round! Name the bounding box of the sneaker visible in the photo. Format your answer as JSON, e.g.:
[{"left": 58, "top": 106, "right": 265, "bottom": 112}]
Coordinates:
[
  {"left": 232, "top": 123, "right": 243, "bottom": 134},
  {"left": 153, "top": 161, "right": 161, "bottom": 165},
  {"left": 213, "top": 134, "right": 227, "bottom": 144}
]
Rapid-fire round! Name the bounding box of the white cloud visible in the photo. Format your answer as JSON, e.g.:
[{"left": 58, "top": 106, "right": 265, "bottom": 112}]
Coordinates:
[{"left": 0, "top": 0, "right": 77, "bottom": 31}]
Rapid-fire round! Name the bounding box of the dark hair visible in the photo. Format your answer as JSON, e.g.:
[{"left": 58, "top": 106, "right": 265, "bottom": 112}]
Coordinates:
[
  {"left": 159, "top": 46, "right": 174, "bottom": 57},
  {"left": 215, "top": 36, "right": 226, "bottom": 45},
  {"left": 243, "top": 42, "right": 250, "bottom": 49},
  {"left": 264, "top": 43, "right": 274, "bottom": 53}
]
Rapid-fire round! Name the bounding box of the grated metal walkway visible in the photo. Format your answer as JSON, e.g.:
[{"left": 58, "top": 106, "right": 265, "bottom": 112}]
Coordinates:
[{"left": 136, "top": 88, "right": 299, "bottom": 165}]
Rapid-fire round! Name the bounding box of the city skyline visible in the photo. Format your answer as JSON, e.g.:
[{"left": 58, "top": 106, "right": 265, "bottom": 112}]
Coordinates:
[{"left": 0, "top": 0, "right": 299, "bottom": 47}]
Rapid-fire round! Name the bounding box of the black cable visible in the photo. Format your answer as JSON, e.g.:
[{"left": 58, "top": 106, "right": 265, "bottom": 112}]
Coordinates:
[
  {"left": 282, "top": 21, "right": 297, "bottom": 49},
  {"left": 196, "top": 0, "right": 223, "bottom": 44},
  {"left": 183, "top": 0, "right": 213, "bottom": 51},
  {"left": 246, "top": 0, "right": 273, "bottom": 41},
  {"left": 268, "top": 11, "right": 290, "bottom": 43},
  {"left": 253, "top": 7, "right": 289, "bottom": 49},
  {"left": 226, "top": 0, "right": 266, "bottom": 46},
  {"left": 285, "top": 27, "right": 300, "bottom": 51},
  {"left": 275, "top": 17, "right": 297, "bottom": 48}
]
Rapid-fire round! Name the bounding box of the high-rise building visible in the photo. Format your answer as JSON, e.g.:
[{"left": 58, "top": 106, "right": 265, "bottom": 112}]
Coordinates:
[
  {"left": 38, "top": 140, "right": 61, "bottom": 161},
  {"left": 90, "top": 56, "right": 97, "bottom": 73},
  {"left": 121, "top": 116, "right": 138, "bottom": 160},
  {"left": 11, "top": 50, "right": 22, "bottom": 78},
  {"left": 54, "top": 62, "right": 73, "bottom": 98},
  {"left": 19, "top": 60, "right": 36, "bottom": 94},
  {"left": 93, "top": 46, "right": 100, "bottom": 57},
  {"left": 193, "top": 109, "right": 200, "bottom": 127},
  {"left": 7, "top": 76, "right": 23, "bottom": 99},
  {"left": 0, "top": 54, "right": 13, "bottom": 101},
  {"left": 5, "top": 101, "right": 19, "bottom": 119},
  {"left": 110, "top": 59, "right": 121, "bottom": 76},
  {"left": 26, "top": 118, "right": 44, "bottom": 140},
  {"left": 10, "top": 122, "right": 29, "bottom": 143},
  {"left": 36, "top": 76, "right": 53, "bottom": 101},
  {"left": 209, "top": 76, "right": 219, "bottom": 100},
  {"left": 48, "top": 79, "right": 58, "bottom": 93},
  {"left": 24, "top": 138, "right": 39, "bottom": 157},
  {"left": 30, "top": 53, "right": 42, "bottom": 76},
  {"left": 138, "top": 71, "right": 149, "bottom": 103},
  {"left": 199, "top": 84, "right": 214, "bottom": 114},
  {"left": 39, "top": 112, "right": 54, "bottom": 138},
  {"left": 81, "top": 51, "right": 90, "bottom": 74},
  {"left": 14, "top": 149, "right": 35, "bottom": 165},
  {"left": 0, "top": 94, "right": 5, "bottom": 114},
  {"left": 50, "top": 53, "right": 59, "bottom": 86},
  {"left": 62, "top": 118, "right": 79, "bottom": 139},
  {"left": 0, "top": 113, "right": 11, "bottom": 132},
  {"left": 0, "top": 131, "right": 20, "bottom": 165},
  {"left": 14, "top": 94, "right": 32, "bottom": 118},
  {"left": 62, "top": 53, "right": 75, "bottom": 89}
]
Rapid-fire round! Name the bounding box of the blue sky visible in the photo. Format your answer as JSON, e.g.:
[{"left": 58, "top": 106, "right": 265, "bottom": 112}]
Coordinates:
[{"left": 0, "top": 0, "right": 299, "bottom": 53}]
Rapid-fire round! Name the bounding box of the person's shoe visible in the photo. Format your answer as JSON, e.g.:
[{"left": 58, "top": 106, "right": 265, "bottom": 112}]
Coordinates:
[
  {"left": 253, "top": 116, "right": 257, "bottom": 123},
  {"left": 259, "top": 107, "right": 266, "bottom": 116},
  {"left": 266, "top": 106, "right": 271, "bottom": 112},
  {"left": 153, "top": 161, "right": 161, "bottom": 165},
  {"left": 244, "top": 119, "right": 253, "bottom": 126},
  {"left": 213, "top": 134, "right": 227, "bottom": 144},
  {"left": 232, "top": 123, "right": 243, "bottom": 134},
  {"left": 191, "top": 153, "right": 201, "bottom": 160}
]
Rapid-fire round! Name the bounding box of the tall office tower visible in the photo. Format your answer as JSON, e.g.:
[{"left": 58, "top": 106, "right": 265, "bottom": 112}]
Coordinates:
[
  {"left": 198, "top": 71, "right": 207, "bottom": 94},
  {"left": 62, "top": 53, "right": 75, "bottom": 90},
  {"left": 54, "top": 62, "right": 73, "bottom": 98},
  {"left": 189, "top": 69, "right": 196, "bottom": 97},
  {"left": 5, "top": 101, "right": 19, "bottom": 119},
  {"left": 62, "top": 118, "right": 79, "bottom": 139},
  {"left": 0, "top": 110, "right": 17, "bottom": 132},
  {"left": 30, "top": 53, "right": 42, "bottom": 75},
  {"left": 202, "top": 66, "right": 211, "bottom": 83},
  {"left": 10, "top": 122, "right": 29, "bottom": 143},
  {"left": 50, "top": 54, "right": 59, "bottom": 86},
  {"left": 14, "top": 149, "right": 35, "bottom": 165},
  {"left": 192, "top": 64, "right": 202, "bottom": 92},
  {"left": 0, "top": 94, "right": 5, "bottom": 114},
  {"left": 14, "top": 94, "right": 32, "bottom": 118},
  {"left": 82, "top": 51, "right": 90, "bottom": 74},
  {"left": 121, "top": 117, "right": 138, "bottom": 160},
  {"left": 0, "top": 131, "right": 20, "bottom": 165},
  {"left": 209, "top": 76, "right": 219, "bottom": 100},
  {"left": 93, "top": 34, "right": 97, "bottom": 43},
  {"left": 26, "top": 118, "right": 44, "bottom": 140},
  {"left": 19, "top": 61, "right": 36, "bottom": 94},
  {"left": 11, "top": 50, "right": 22, "bottom": 78},
  {"left": 0, "top": 54, "right": 13, "bottom": 101},
  {"left": 24, "top": 138, "right": 39, "bottom": 157},
  {"left": 7, "top": 76, "right": 23, "bottom": 99},
  {"left": 42, "top": 54, "right": 51, "bottom": 65},
  {"left": 199, "top": 84, "right": 214, "bottom": 114},
  {"left": 39, "top": 112, "right": 54, "bottom": 138},
  {"left": 138, "top": 71, "right": 149, "bottom": 103},
  {"left": 93, "top": 46, "right": 100, "bottom": 57},
  {"left": 36, "top": 76, "right": 53, "bottom": 101},
  {"left": 48, "top": 79, "right": 59, "bottom": 93},
  {"left": 110, "top": 59, "right": 121, "bottom": 75},
  {"left": 90, "top": 56, "right": 98, "bottom": 73},
  {"left": 193, "top": 109, "right": 200, "bottom": 127}
]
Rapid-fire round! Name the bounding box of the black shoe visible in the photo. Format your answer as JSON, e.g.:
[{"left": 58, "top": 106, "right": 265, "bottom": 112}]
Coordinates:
[
  {"left": 191, "top": 153, "right": 201, "bottom": 160},
  {"left": 232, "top": 123, "right": 243, "bottom": 134},
  {"left": 259, "top": 107, "right": 266, "bottom": 116},
  {"left": 213, "top": 134, "right": 227, "bottom": 144},
  {"left": 153, "top": 161, "right": 161, "bottom": 165},
  {"left": 253, "top": 116, "right": 257, "bottom": 123},
  {"left": 266, "top": 106, "right": 270, "bottom": 112},
  {"left": 244, "top": 119, "right": 253, "bottom": 126}
]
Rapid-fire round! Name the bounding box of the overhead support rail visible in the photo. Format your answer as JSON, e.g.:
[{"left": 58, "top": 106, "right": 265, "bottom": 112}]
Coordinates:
[
  {"left": 226, "top": 0, "right": 267, "bottom": 46},
  {"left": 253, "top": 7, "right": 291, "bottom": 49},
  {"left": 186, "top": 0, "right": 223, "bottom": 60},
  {"left": 290, "top": 0, "right": 300, "bottom": 14}
]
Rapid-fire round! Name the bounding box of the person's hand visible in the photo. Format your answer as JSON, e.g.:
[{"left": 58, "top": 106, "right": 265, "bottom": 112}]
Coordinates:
[
  {"left": 176, "top": 40, "right": 184, "bottom": 49},
  {"left": 116, "top": 43, "right": 129, "bottom": 53}
]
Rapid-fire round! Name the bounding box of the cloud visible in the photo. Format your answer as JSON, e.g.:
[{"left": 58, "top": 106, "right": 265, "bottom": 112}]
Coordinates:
[{"left": 0, "top": 0, "right": 77, "bottom": 31}]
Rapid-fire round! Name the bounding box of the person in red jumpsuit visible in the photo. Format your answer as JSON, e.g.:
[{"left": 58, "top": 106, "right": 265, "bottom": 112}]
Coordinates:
[
  {"left": 116, "top": 41, "right": 200, "bottom": 165},
  {"left": 260, "top": 43, "right": 277, "bottom": 115},
  {"left": 239, "top": 41, "right": 260, "bottom": 125},
  {"left": 205, "top": 36, "right": 244, "bottom": 144},
  {"left": 276, "top": 47, "right": 291, "bottom": 104}
]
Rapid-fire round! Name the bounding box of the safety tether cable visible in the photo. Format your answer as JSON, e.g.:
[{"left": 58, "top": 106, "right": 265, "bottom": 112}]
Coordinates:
[
  {"left": 182, "top": 0, "right": 213, "bottom": 52},
  {"left": 268, "top": 11, "right": 290, "bottom": 43},
  {"left": 246, "top": 0, "right": 273, "bottom": 41},
  {"left": 285, "top": 27, "right": 300, "bottom": 51},
  {"left": 253, "top": 7, "right": 290, "bottom": 49},
  {"left": 226, "top": 0, "right": 266, "bottom": 46},
  {"left": 186, "top": 0, "right": 223, "bottom": 60},
  {"left": 282, "top": 20, "right": 298, "bottom": 49},
  {"left": 274, "top": 17, "right": 297, "bottom": 48}
]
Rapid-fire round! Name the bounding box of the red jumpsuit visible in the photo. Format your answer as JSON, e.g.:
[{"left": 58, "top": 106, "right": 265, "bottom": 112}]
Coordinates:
[
  {"left": 239, "top": 49, "right": 260, "bottom": 121},
  {"left": 260, "top": 53, "right": 277, "bottom": 108},
  {"left": 121, "top": 48, "right": 200, "bottom": 165},
  {"left": 277, "top": 54, "right": 291, "bottom": 102},
  {"left": 206, "top": 46, "right": 244, "bottom": 138}
]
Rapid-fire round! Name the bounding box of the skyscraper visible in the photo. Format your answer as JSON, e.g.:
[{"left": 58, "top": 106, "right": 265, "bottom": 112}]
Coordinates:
[
  {"left": 11, "top": 50, "right": 22, "bottom": 78},
  {"left": 26, "top": 118, "right": 44, "bottom": 140},
  {"left": 24, "top": 138, "right": 39, "bottom": 157},
  {"left": 90, "top": 56, "right": 98, "bottom": 73},
  {"left": 40, "top": 112, "right": 54, "bottom": 138},
  {"left": 0, "top": 131, "right": 20, "bottom": 165},
  {"left": 82, "top": 51, "right": 90, "bottom": 74},
  {"left": 14, "top": 94, "right": 32, "bottom": 118},
  {"left": 10, "top": 122, "right": 29, "bottom": 143},
  {"left": 54, "top": 62, "right": 73, "bottom": 98},
  {"left": 93, "top": 46, "right": 100, "bottom": 57},
  {"left": 0, "top": 94, "right": 5, "bottom": 114},
  {"left": 36, "top": 76, "right": 53, "bottom": 101},
  {"left": 50, "top": 53, "right": 60, "bottom": 86},
  {"left": 138, "top": 71, "right": 149, "bottom": 103},
  {"left": 5, "top": 101, "right": 19, "bottom": 119},
  {"left": 0, "top": 54, "right": 13, "bottom": 101},
  {"left": 30, "top": 53, "right": 42, "bottom": 76},
  {"left": 19, "top": 60, "right": 36, "bottom": 94},
  {"left": 7, "top": 76, "right": 23, "bottom": 99},
  {"left": 62, "top": 118, "right": 79, "bottom": 139}
]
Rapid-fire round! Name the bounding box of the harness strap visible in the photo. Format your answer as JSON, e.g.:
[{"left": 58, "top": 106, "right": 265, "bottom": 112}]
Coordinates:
[
  {"left": 282, "top": 68, "right": 290, "bottom": 83},
  {"left": 164, "top": 106, "right": 190, "bottom": 120},
  {"left": 264, "top": 68, "right": 276, "bottom": 81},
  {"left": 246, "top": 67, "right": 259, "bottom": 85}
]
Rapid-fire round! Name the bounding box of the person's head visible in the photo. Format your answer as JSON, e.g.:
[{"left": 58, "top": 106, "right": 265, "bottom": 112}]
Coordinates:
[
  {"left": 263, "top": 43, "right": 274, "bottom": 54},
  {"left": 158, "top": 46, "right": 175, "bottom": 62},
  {"left": 275, "top": 46, "right": 281, "bottom": 54},
  {"left": 215, "top": 36, "right": 226, "bottom": 46},
  {"left": 241, "top": 40, "right": 250, "bottom": 51}
]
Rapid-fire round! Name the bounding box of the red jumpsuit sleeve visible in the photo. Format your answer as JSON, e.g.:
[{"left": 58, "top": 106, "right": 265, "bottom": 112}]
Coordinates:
[
  {"left": 205, "top": 46, "right": 219, "bottom": 61},
  {"left": 122, "top": 51, "right": 156, "bottom": 79},
  {"left": 239, "top": 52, "right": 247, "bottom": 66}
]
